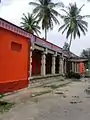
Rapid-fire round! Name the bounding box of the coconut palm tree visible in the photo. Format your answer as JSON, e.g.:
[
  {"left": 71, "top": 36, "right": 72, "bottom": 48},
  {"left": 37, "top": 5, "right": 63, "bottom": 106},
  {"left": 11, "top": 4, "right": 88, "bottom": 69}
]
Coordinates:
[
  {"left": 21, "top": 13, "right": 41, "bottom": 35},
  {"left": 29, "top": 0, "right": 64, "bottom": 40},
  {"left": 58, "top": 3, "right": 90, "bottom": 51},
  {"left": 59, "top": 3, "right": 90, "bottom": 75}
]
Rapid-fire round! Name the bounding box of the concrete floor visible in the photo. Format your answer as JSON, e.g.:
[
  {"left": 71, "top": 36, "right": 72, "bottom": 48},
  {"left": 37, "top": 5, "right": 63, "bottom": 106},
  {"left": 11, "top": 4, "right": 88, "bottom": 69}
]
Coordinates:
[{"left": 0, "top": 79, "right": 90, "bottom": 120}]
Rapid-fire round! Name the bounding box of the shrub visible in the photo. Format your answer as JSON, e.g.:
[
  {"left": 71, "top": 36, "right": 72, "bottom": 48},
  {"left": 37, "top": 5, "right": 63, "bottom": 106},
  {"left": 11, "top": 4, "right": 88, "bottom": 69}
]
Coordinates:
[
  {"left": 65, "top": 71, "right": 81, "bottom": 79},
  {"left": 74, "top": 73, "right": 81, "bottom": 79},
  {"left": 0, "top": 94, "right": 4, "bottom": 99},
  {"left": 0, "top": 94, "right": 15, "bottom": 113}
]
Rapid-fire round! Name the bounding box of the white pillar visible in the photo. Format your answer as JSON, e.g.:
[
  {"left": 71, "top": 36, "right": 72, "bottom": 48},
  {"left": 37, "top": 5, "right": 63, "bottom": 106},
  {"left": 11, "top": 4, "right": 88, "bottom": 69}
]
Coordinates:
[
  {"left": 76, "top": 62, "right": 79, "bottom": 73},
  {"left": 52, "top": 55, "right": 56, "bottom": 75},
  {"left": 59, "top": 57, "right": 64, "bottom": 75},
  {"left": 29, "top": 44, "right": 34, "bottom": 78},
  {"left": 75, "top": 62, "right": 77, "bottom": 73},
  {"left": 72, "top": 62, "right": 74, "bottom": 72},
  {"left": 29, "top": 50, "right": 32, "bottom": 77},
  {"left": 64, "top": 59, "right": 67, "bottom": 74},
  {"left": 41, "top": 52, "right": 46, "bottom": 76},
  {"left": 76, "top": 63, "right": 78, "bottom": 73}
]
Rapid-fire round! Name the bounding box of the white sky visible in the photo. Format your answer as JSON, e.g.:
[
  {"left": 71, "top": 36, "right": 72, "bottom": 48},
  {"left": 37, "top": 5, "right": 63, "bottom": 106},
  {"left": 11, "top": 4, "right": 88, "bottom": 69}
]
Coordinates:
[{"left": 0, "top": 0, "right": 90, "bottom": 55}]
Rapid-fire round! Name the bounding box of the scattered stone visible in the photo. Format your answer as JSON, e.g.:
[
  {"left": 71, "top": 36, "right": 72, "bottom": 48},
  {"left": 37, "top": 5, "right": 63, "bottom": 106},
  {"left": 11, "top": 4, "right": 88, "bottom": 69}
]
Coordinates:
[
  {"left": 78, "top": 100, "right": 83, "bottom": 103},
  {"left": 60, "top": 79, "right": 64, "bottom": 81},
  {"left": 33, "top": 99, "right": 38, "bottom": 103},
  {"left": 55, "top": 91, "right": 64, "bottom": 95},
  {"left": 72, "top": 96, "right": 79, "bottom": 98},
  {"left": 70, "top": 99, "right": 77, "bottom": 104},
  {"left": 85, "top": 87, "right": 90, "bottom": 94},
  {"left": 31, "top": 94, "right": 36, "bottom": 97},
  {"left": 70, "top": 99, "right": 82, "bottom": 104},
  {"left": 63, "top": 95, "right": 67, "bottom": 98}
]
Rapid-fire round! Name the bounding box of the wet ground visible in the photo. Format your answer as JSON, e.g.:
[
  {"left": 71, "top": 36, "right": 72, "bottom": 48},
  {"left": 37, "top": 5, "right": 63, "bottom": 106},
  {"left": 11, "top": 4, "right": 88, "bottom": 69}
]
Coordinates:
[{"left": 0, "top": 79, "right": 90, "bottom": 120}]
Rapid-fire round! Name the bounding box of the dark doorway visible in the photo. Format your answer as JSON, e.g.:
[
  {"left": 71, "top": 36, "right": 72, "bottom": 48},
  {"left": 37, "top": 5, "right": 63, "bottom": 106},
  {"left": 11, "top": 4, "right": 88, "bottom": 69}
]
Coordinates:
[
  {"left": 46, "top": 53, "right": 52, "bottom": 74},
  {"left": 32, "top": 50, "right": 41, "bottom": 76},
  {"left": 55, "top": 56, "right": 59, "bottom": 74}
]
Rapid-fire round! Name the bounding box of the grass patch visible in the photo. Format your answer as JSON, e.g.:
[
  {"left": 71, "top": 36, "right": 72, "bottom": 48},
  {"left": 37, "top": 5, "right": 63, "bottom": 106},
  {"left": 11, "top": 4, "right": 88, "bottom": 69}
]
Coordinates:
[{"left": 0, "top": 101, "right": 15, "bottom": 113}]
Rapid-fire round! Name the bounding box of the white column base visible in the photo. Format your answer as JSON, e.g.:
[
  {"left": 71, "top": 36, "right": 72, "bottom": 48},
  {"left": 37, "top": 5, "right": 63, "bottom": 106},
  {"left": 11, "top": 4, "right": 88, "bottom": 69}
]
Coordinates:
[{"left": 41, "top": 52, "right": 46, "bottom": 76}]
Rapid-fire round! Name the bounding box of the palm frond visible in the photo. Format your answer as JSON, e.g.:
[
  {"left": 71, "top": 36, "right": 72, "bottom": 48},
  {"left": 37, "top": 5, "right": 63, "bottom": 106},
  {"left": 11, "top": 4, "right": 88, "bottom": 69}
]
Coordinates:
[
  {"left": 51, "top": 9, "right": 61, "bottom": 16},
  {"left": 60, "top": 9, "right": 70, "bottom": 16},
  {"left": 77, "top": 27, "right": 80, "bottom": 38},
  {"left": 29, "top": 2, "right": 40, "bottom": 6},
  {"left": 66, "top": 27, "right": 71, "bottom": 39},
  {"left": 58, "top": 24, "right": 67, "bottom": 31},
  {"left": 79, "top": 23, "right": 88, "bottom": 32},
  {"left": 49, "top": 2, "right": 64, "bottom": 8},
  {"left": 77, "top": 4, "right": 85, "bottom": 14},
  {"left": 81, "top": 15, "right": 90, "bottom": 19},
  {"left": 62, "top": 24, "right": 69, "bottom": 34},
  {"left": 21, "top": 13, "right": 41, "bottom": 35},
  {"left": 33, "top": 6, "right": 41, "bottom": 14},
  {"left": 78, "top": 24, "right": 86, "bottom": 35},
  {"left": 51, "top": 13, "right": 60, "bottom": 25}
]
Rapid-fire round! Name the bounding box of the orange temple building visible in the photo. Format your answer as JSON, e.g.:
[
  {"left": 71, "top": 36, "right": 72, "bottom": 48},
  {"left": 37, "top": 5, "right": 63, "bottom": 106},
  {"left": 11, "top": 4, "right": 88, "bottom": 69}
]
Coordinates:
[{"left": 0, "top": 18, "right": 87, "bottom": 94}]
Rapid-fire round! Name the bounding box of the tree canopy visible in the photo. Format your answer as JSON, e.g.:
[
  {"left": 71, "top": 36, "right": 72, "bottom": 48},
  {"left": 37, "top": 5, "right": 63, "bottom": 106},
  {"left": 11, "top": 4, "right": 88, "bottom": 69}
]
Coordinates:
[
  {"left": 29, "top": 0, "right": 64, "bottom": 40},
  {"left": 58, "top": 3, "right": 90, "bottom": 50},
  {"left": 21, "top": 13, "right": 41, "bottom": 35}
]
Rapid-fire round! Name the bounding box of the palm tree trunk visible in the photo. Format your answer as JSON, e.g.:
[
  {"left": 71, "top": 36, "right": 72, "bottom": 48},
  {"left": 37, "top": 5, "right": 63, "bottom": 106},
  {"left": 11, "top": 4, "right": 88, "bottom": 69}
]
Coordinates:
[
  {"left": 69, "top": 34, "right": 72, "bottom": 51},
  {"left": 67, "top": 34, "right": 72, "bottom": 76},
  {"left": 45, "top": 27, "right": 47, "bottom": 41}
]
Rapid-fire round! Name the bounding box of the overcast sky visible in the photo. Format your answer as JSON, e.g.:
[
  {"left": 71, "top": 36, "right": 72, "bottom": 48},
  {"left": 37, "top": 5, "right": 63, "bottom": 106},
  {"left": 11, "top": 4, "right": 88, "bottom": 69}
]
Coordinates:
[{"left": 0, "top": 0, "right": 90, "bottom": 55}]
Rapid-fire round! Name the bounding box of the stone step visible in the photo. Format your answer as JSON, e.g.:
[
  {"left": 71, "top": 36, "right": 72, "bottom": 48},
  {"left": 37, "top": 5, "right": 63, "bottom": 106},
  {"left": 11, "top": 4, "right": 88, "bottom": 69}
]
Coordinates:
[{"left": 30, "top": 75, "right": 65, "bottom": 88}]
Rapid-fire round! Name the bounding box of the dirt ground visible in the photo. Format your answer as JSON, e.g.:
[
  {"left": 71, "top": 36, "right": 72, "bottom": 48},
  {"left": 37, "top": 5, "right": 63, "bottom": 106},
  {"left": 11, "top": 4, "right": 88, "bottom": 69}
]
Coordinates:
[{"left": 0, "top": 79, "right": 90, "bottom": 120}]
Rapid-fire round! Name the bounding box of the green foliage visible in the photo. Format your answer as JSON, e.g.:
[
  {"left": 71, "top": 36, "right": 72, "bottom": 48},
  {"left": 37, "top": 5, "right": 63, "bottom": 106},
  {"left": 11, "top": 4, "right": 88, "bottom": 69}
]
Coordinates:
[
  {"left": 63, "top": 42, "right": 69, "bottom": 51},
  {"left": 66, "top": 71, "right": 81, "bottom": 79},
  {"left": 0, "top": 94, "right": 15, "bottom": 113},
  {"left": 29, "top": 0, "right": 64, "bottom": 40},
  {"left": 80, "top": 48, "right": 90, "bottom": 60},
  {"left": 0, "top": 101, "right": 15, "bottom": 113},
  {"left": 21, "top": 13, "right": 41, "bottom": 36},
  {"left": 0, "top": 94, "right": 4, "bottom": 99},
  {"left": 58, "top": 3, "right": 90, "bottom": 50},
  {"left": 80, "top": 48, "right": 90, "bottom": 70}
]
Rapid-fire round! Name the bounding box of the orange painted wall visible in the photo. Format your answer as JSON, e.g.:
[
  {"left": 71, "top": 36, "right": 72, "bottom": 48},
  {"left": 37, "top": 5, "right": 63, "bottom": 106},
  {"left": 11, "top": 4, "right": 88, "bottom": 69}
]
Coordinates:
[
  {"left": 0, "top": 28, "right": 30, "bottom": 93},
  {"left": 79, "top": 62, "right": 85, "bottom": 75}
]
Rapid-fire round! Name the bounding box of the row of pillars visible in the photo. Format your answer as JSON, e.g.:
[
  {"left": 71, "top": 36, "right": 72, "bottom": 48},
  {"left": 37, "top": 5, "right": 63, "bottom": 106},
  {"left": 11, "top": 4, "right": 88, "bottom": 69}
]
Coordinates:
[
  {"left": 29, "top": 46, "right": 80, "bottom": 77},
  {"left": 30, "top": 49, "right": 65, "bottom": 77},
  {"left": 40, "top": 51, "right": 64, "bottom": 76},
  {"left": 72, "top": 62, "right": 80, "bottom": 73},
  {"left": 41, "top": 52, "right": 64, "bottom": 76}
]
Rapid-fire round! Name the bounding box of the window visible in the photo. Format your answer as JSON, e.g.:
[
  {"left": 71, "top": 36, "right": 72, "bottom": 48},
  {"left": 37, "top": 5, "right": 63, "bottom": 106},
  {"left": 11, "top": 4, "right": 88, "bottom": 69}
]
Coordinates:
[{"left": 11, "top": 42, "right": 22, "bottom": 52}]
